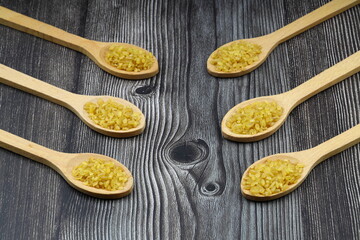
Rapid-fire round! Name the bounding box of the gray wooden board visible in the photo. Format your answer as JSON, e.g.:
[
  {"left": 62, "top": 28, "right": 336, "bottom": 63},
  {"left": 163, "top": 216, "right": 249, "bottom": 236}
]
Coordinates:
[{"left": 0, "top": 0, "right": 359, "bottom": 239}]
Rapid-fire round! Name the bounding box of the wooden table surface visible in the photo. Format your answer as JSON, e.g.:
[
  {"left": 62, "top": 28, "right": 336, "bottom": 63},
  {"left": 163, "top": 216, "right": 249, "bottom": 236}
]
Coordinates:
[{"left": 0, "top": 0, "right": 359, "bottom": 239}]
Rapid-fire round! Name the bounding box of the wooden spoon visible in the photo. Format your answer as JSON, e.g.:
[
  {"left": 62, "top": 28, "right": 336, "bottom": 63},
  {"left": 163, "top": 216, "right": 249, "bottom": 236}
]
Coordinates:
[
  {"left": 241, "top": 124, "right": 360, "bottom": 201},
  {"left": 0, "top": 64, "right": 145, "bottom": 137},
  {"left": 0, "top": 6, "right": 159, "bottom": 80},
  {"left": 0, "top": 129, "right": 134, "bottom": 199},
  {"left": 222, "top": 50, "right": 360, "bottom": 142},
  {"left": 207, "top": 0, "right": 359, "bottom": 77}
]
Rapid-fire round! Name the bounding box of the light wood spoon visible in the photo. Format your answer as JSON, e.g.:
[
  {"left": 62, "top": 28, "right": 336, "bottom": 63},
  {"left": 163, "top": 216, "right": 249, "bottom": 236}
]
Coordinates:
[
  {"left": 0, "top": 129, "right": 134, "bottom": 199},
  {"left": 241, "top": 124, "right": 360, "bottom": 201},
  {"left": 222, "top": 50, "right": 360, "bottom": 142},
  {"left": 207, "top": 0, "right": 359, "bottom": 77},
  {"left": 0, "top": 64, "right": 145, "bottom": 137},
  {"left": 0, "top": 6, "right": 159, "bottom": 80}
]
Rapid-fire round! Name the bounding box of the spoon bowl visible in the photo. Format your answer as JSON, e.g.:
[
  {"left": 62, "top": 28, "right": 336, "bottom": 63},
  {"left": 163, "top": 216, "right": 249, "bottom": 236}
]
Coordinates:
[
  {"left": 62, "top": 153, "right": 134, "bottom": 199},
  {"left": 0, "top": 6, "right": 159, "bottom": 80},
  {"left": 85, "top": 41, "right": 159, "bottom": 80},
  {"left": 71, "top": 95, "right": 146, "bottom": 138},
  {"left": 207, "top": 0, "right": 359, "bottom": 77},
  {"left": 241, "top": 153, "right": 311, "bottom": 201},
  {"left": 240, "top": 124, "right": 360, "bottom": 201},
  {"left": 222, "top": 51, "right": 360, "bottom": 142},
  {"left": 0, "top": 64, "right": 146, "bottom": 138},
  {"left": 207, "top": 35, "right": 275, "bottom": 78},
  {"left": 0, "top": 129, "right": 134, "bottom": 199},
  {"left": 221, "top": 95, "right": 290, "bottom": 142}
]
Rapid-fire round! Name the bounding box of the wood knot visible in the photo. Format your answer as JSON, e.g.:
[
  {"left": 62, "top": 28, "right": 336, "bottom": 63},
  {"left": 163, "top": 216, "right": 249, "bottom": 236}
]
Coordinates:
[
  {"left": 168, "top": 139, "right": 209, "bottom": 164},
  {"left": 135, "top": 85, "right": 156, "bottom": 95},
  {"left": 200, "top": 182, "right": 221, "bottom": 196}
]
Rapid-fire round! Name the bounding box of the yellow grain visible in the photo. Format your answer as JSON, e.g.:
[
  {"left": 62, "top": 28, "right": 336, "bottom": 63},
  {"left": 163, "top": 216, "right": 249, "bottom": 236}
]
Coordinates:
[
  {"left": 105, "top": 44, "right": 155, "bottom": 72},
  {"left": 84, "top": 99, "right": 141, "bottom": 130},
  {"left": 226, "top": 101, "right": 283, "bottom": 135},
  {"left": 210, "top": 41, "right": 262, "bottom": 72},
  {"left": 243, "top": 159, "right": 304, "bottom": 196},
  {"left": 72, "top": 158, "right": 129, "bottom": 191}
]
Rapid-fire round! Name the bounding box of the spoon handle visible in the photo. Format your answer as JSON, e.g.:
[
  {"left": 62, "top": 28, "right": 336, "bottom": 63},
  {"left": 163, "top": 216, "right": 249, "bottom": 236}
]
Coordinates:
[
  {"left": 270, "top": 0, "right": 359, "bottom": 44},
  {"left": 0, "top": 6, "right": 90, "bottom": 51},
  {"left": 0, "top": 129, "right": 67, "bottom": 170},
  {"left": 283, "top": 51, "right": 360, "bottom": 108},
  {"left": 304, "top": 124, "right": 360, "bottom": 166},
  {"left": 0, "top": 64, "right": 78, "bottom": 108}
]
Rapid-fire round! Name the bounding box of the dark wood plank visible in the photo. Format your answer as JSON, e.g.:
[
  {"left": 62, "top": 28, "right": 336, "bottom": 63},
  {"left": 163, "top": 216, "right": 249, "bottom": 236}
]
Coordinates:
[{"left": 0, "top": 0, "right": 359, "bottom": 239}]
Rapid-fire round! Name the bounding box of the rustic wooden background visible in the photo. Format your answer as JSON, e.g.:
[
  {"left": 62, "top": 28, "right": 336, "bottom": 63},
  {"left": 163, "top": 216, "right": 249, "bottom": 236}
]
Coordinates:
[{"left": 0, "top": 0, "right": 359, "bottom": 239}]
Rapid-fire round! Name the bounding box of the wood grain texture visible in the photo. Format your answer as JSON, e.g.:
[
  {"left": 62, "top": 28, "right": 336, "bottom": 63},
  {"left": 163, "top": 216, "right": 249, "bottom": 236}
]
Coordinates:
[{"left": 0, "top": 0, "right": 359, "bottom": 239}]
